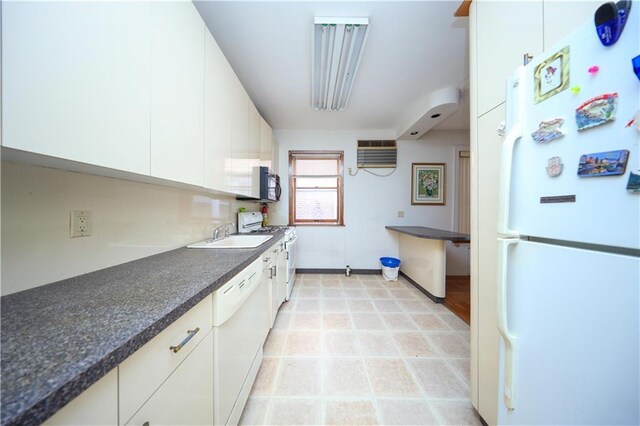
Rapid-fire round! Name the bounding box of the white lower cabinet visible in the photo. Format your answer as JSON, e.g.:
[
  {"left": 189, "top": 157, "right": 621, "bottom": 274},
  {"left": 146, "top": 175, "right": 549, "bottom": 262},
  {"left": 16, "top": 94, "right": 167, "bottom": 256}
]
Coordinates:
[
  {"left": 126, "top": 330, "right": 214, "bottom": 426},
  {"left": 43, "top": 369, "right": 118, "bottom": 426},
  {"left": 118, "top": 297, "right": 213, "bottom": 424}
]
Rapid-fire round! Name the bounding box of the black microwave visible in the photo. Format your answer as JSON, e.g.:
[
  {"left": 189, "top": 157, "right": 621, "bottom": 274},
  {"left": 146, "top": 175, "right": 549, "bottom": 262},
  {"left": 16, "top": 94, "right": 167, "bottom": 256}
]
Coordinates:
[{"left": 260, "top": 167, "right": 281, "bottom": 202}]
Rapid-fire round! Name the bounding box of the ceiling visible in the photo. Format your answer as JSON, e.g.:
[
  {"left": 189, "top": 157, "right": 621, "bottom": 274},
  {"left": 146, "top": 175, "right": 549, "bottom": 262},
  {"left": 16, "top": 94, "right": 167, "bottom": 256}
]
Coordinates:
[{"left": 195, "top": 1, "right": 470, "bottom": 133}]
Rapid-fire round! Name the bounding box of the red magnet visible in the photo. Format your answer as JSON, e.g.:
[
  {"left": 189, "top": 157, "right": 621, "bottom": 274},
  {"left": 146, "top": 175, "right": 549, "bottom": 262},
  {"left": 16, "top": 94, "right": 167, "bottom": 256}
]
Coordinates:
[{"left": 588, "top": 65, "right": 600, "bottom": 74}]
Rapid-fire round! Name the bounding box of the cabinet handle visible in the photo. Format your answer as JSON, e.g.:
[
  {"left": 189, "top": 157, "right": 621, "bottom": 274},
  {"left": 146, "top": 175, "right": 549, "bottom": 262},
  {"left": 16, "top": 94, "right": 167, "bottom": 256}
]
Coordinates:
[
  {"left": 249, "top": 272, "right": 257, "bottom": 280},
  {"left": 263, "top": 257, "right": 271, "bottom": 262},
  {"left": 169, "top": 327, "right": 200, "bottom": 353},
  {"left": 269, "top": 268, "right": 273, "bottom": 279},
  {"left": 143, "top": 422, "right": 150, "bottom": 426},
  {"left": 273, "top": 249, "right": 278, "bottom": 254},
  {"left": 272, "top": 265, "right": 277, "bottom": 277}
]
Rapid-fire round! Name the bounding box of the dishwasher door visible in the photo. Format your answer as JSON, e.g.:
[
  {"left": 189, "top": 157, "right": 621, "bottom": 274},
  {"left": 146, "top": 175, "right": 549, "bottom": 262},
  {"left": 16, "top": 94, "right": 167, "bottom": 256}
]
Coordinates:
[{"left": 213, "top": 270, "right": 269, "bottom": 425}]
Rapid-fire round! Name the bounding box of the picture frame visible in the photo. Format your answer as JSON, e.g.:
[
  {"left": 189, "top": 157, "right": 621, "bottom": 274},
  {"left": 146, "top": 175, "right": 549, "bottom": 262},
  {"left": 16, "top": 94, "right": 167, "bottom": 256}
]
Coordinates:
[
  {"left": 534, "top": 46, "right": 570, "bottom": 104},
  {"left": 411, "top": 163, "right": 446, "bottom": 205}
]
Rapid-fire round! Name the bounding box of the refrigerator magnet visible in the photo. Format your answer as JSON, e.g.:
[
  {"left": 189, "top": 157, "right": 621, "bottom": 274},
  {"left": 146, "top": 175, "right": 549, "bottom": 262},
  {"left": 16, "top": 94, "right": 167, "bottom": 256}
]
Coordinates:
[
  {"left": 534, "top": 47, "right": 570, "bottom": 104},
  {"left": 627, "top": 171, "right": 640, "bottom": 193},
  {"left": 575, "top": 93, "right": 618, "bottom": 131},
  {"left": 632, "top": 55, "right": 640, "bottom": 80},
  {"left": 532, "top": 118, "right": 565, "bottom": 143},
  {"left": 577, "top": 149, "right": 629, "bottom": 177},
  {"left": 546, "top": 157, "right": 564, "bottom": 177},
  {"left": 625, "top": 110, "right": 640, "bottom": 131}
]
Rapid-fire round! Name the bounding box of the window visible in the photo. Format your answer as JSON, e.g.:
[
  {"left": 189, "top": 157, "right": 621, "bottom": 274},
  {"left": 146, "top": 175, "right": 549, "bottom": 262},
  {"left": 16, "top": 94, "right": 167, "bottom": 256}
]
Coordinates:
[{"left": 289, "top": 151, "right": 344, "bottom": 225}]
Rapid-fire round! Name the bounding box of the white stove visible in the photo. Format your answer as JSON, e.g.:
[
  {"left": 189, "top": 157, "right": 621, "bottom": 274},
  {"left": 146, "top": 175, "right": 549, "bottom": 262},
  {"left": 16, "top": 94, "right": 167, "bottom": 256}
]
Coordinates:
[{"left": 237, "top": 212, "right": 297, "bottom": 300}]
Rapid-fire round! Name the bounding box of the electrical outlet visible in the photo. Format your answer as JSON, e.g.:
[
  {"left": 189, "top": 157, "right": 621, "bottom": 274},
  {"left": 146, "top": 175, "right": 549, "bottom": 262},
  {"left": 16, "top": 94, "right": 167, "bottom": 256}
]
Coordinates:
[
  {"left": 397, "top": 211, "right": 405, "bottom": 218},
  {"left": 70, "top": 210, "right": 92, "bottom": 238}
]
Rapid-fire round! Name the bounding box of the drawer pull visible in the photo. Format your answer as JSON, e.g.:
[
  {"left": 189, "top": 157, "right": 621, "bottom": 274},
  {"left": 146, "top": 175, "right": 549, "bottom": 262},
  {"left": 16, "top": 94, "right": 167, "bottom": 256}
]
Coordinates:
[
  {"left": 272, "top": 265, "right": 277, "bottom": 277},
  {"left": 238, "top": 279, "right": 246, "bottom": 289},
  {"left": 223, "top": 285, "right": 234, "bottom": 294},
  {"left": 273, "top": 249, "right": 278, "bottom": 253},
  {"left": 249, "top": 272, "right": 257, "bottom": 280},
  {"left": 263, "top": 257, "right": 271, "bottom": 262},
  {"left": 169, "top": 327, "right": 200, "bottom": 353}
]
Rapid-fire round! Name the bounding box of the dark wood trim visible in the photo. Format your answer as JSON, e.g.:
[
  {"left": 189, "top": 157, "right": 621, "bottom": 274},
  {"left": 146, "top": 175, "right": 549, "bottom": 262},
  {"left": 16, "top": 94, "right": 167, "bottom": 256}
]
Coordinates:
[
  {"left": 399, "top": 271, "right": 445, "bottom": 303},
  {"left": 289, "top": 150, "right": 345, "bottom": 226},
  {"left": 454, "top": 0, "right": 472, "bottom": 17}
]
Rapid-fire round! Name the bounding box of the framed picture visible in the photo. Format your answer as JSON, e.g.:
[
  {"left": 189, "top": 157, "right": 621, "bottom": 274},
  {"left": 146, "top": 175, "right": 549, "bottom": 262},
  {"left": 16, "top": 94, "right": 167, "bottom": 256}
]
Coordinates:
[
  {"left": 534, "top": 46, "right": 570, "bottom": 104},
  {"left": 411, "top": 163, "right": 446, "bottom": 205}
]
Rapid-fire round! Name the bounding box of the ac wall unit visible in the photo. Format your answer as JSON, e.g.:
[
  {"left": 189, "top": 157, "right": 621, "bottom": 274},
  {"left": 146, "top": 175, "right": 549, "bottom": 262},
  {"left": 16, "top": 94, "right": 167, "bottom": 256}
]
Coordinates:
[{"left": 357, "top": 140, "right": 397, "bottom": 168}]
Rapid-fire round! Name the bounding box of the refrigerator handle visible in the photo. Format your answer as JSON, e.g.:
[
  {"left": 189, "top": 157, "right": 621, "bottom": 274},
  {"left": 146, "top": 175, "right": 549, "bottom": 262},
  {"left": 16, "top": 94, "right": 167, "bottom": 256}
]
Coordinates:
[
  {"left": 497, "top": 238, "right": 518, "bottom": 410},
  {"left": 497, "top": 67, "right": 525, "bottom": 237}
]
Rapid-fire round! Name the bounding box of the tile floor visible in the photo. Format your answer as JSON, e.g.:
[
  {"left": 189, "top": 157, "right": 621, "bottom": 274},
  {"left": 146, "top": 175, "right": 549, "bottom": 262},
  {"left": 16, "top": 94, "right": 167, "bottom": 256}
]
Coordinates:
[{"left": 239, "top": 274, "right": 482, "bottom": 426}]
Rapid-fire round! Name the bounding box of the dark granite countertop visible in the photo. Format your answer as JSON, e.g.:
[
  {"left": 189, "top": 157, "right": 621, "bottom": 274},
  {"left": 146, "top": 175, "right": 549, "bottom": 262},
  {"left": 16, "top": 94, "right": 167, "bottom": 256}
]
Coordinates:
[
  {"left": 385, "top": 226, "right": 470, "bottom": 243},
  {"left": 0, "top": 230, "right": 285, "bottom": 426}
]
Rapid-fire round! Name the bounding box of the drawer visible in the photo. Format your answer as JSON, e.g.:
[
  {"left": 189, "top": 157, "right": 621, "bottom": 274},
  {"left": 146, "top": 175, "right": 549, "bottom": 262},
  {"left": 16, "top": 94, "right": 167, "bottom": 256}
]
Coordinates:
[{"left": 119, "top": 296, "right": 212, "bottom": 424}]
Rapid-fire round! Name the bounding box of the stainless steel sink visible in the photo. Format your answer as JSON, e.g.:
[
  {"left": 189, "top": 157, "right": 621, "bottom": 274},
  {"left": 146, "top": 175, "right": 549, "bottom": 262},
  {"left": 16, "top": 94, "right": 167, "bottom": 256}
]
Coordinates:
[{"left": 187, "top": 235, "right": 273, "bottom": 249}]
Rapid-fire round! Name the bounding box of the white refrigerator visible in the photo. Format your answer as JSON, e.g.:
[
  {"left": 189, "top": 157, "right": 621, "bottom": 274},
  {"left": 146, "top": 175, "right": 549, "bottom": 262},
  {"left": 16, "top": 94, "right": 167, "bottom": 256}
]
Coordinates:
[{"left": 496, "top": 5, "right": 639, "bottom": 425}]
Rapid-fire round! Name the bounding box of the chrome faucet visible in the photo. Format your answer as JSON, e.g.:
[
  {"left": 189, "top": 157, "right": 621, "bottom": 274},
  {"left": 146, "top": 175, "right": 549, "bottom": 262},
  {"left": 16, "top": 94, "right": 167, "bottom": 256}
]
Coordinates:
[
  {"left": 212, "top": 225, "right": 225, "bottom": 241},
  {"left": 224, "top": 222, "right": 235, "bottom": 238},
  {"left": 212, "top": 223, "right": 235, "bottom": 241}
]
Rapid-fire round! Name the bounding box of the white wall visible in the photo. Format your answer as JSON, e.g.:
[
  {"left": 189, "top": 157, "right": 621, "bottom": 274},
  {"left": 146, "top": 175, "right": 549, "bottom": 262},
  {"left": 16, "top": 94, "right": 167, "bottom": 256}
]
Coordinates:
[
  {"left": 1, "top": 161, "right": 242, "bottom": 296},
  {"left": 271, "top": 129, "right": 470, "bottom": 274}
]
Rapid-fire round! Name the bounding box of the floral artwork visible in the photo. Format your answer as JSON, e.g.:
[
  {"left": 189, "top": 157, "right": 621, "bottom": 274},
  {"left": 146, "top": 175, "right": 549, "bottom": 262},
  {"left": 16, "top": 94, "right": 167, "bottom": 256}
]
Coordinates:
[
  {"left": 534, "top": 46, "right": 570, "bottom": 104},
  {"left": 411, "top": 163, "right": 446, "bottom": 205}
]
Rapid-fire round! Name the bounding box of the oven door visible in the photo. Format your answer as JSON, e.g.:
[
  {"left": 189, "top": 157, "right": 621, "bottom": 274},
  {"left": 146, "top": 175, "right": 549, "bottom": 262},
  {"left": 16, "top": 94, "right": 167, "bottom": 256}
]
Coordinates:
[{"left": 285, "top": 237, "right": 297, "bottom": 300}]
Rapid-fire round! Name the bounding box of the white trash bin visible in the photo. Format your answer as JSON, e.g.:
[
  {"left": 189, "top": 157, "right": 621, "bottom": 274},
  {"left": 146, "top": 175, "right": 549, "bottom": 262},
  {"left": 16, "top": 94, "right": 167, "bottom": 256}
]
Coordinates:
[{"left": 380, "top": 257, "right": 401, "bottom": 281}]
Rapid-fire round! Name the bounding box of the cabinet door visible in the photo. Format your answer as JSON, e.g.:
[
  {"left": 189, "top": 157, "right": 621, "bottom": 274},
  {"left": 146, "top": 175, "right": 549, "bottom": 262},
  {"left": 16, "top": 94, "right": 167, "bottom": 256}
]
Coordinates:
[
  {"left": 150, "top": 1, "right": 204, "bottom": 186},
  {"left": 2, "top": 1, "right": 151, "bottom": 174},
  {"left": 473, "top": 105, "right": 505, "bottom": 426},
  {"left": 229, "top": 76, "right": 250, "bottom": 196},
  {"left": 260, "top": 117, "right": 273, "bottom": 170},
  {"left": 119, "top": 296, "right": 212, "bottom": 424},
  {"left": 204, "top": 31, "right": 232, "bottom": 192},
  {"left": 43, "top": 369, "right": 118, "bottom": 426},
  {"left": 248, "top": 102, "right": 261, "bottom": 198},
  {"left": 475, "top": 0, "right": 543, "bottom": 116},
  {"left": 127, "top": 331, "right": 214, "bottom": 426}
]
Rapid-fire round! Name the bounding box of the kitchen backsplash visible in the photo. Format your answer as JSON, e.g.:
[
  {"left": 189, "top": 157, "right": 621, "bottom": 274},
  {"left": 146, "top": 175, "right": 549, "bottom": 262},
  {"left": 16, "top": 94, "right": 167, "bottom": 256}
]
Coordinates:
[{"left": 1, "top": 161, "right": 245, "bottom": 296}]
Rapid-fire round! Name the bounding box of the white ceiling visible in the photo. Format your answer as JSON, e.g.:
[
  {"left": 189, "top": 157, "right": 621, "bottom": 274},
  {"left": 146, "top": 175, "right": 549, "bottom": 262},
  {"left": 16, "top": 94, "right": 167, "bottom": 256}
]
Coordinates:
[{"left": 194, "top": 1, "right": 470, "bottom": 132}]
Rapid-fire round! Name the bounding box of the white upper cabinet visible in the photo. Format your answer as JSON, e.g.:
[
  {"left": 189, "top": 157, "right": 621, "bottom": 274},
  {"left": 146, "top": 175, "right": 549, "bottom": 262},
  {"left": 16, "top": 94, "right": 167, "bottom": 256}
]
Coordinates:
[
  {"left": 2, "top": 1, "right": 152, "bottom": 175},
  {"left": 230, "top": 75, "right": 250, "bottom": 197},
  {"left": 248, "top": 101, "right": 261, "bottom": 198},
  {"left": 150, "top": 2, "right": 205, "bottom": 187},
  {"left": 260, "top": 117, "right": 273, "bottom": 170},
  {"left": 204, "top": 31, "right": 233, "bottom": 193},
  {"left": 475, "top": 0, "right": 543, "bottom": 116}
]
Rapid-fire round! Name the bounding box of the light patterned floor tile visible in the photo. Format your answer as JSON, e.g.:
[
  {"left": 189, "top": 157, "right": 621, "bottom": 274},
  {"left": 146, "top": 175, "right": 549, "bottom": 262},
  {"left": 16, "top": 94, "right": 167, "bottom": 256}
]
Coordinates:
[
  {"left": 241, "top": 274, "right": 474, "bottom": 425},
  {"left": 377, "top": 399, "right": 439, "bottom": 425},
  {"left": 266, "top": 398, "right": 322, "bottom": 425},
  {"left": 324, "top": 400, "right": 380, "bottom": 425}
]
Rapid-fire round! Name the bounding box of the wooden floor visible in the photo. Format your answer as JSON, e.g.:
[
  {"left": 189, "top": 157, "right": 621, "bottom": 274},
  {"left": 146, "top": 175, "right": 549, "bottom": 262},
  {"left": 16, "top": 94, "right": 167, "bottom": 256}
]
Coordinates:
[{"left": 443, "top": 276, "right": 471, "bottom": 325}]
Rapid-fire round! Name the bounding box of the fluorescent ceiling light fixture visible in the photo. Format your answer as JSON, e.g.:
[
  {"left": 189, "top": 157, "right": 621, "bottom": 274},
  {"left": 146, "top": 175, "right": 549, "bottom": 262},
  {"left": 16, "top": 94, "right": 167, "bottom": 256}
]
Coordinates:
[{"left": 312, "top": 17, "right": 370, "bottom": 111}]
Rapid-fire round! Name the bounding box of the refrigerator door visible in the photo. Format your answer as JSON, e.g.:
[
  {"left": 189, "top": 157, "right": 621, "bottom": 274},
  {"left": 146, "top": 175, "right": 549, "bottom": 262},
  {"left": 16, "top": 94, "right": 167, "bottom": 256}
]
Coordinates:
[
  {"left": 496, "top": 239, "right": 639, "bottom": 425},
  {"left": 501, "top": 8, "right": 640, "bottom": 249}
]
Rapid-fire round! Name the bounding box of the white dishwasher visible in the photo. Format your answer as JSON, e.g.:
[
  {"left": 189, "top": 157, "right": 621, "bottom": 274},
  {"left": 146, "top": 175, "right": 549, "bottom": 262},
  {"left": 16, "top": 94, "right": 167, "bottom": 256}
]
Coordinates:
[{"left": 212, "top": 258, "right": 269, "bottom": 426}]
